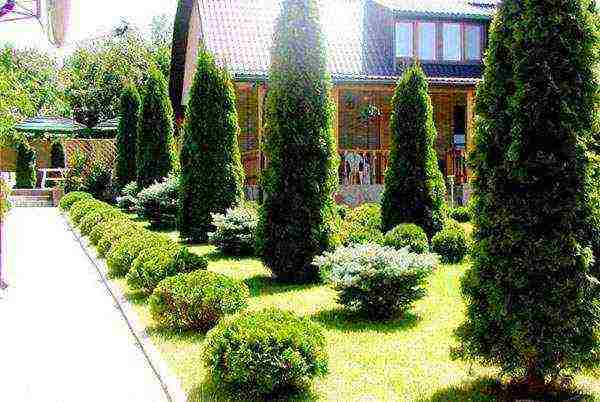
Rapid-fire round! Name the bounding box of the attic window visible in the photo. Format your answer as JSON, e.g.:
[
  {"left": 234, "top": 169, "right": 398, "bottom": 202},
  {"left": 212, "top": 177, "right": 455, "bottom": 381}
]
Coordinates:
[
  {"left": 417, "top": 23, "right": 436, "bottom": 60},
  {"left": 395, "top": 22, "right": 413, "bottom": 57},
  {"left": 466, "top": 25, "right": 482, "bottom": 60},
  {"left": 443, "top": 23, "right": 462, "bottom": 61}
]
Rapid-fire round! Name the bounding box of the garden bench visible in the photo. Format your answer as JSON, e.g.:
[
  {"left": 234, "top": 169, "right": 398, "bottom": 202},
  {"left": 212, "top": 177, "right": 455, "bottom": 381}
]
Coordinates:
[{"left": 40, "top": 168, "right": 68, "bottom": 189}]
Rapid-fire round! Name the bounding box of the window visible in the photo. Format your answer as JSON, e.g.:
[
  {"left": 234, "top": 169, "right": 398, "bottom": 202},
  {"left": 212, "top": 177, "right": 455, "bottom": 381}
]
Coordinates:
[
  {"left": 395, "top": 22, "right": 413, "bottom": 57},
  {"left": 443, "top": 23, "right": 461, "bottom": 61},
  {"left": 465, "top": 25, "right": 482, "bottom": 60},
  {"left": 418, "top": 23, "right": 436, "bottom": 60}
]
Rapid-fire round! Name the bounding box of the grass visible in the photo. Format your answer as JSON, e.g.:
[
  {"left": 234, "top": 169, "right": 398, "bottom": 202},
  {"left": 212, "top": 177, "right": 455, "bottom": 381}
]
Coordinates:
[{"left": 109, "top": 225, "right": 600, "bottom": 401}]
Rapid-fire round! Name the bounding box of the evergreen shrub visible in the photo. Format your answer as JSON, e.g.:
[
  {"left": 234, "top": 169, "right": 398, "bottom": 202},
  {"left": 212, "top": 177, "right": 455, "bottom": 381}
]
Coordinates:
[{"left": 383, "top": 224, "right": 429, "bottom": 254}]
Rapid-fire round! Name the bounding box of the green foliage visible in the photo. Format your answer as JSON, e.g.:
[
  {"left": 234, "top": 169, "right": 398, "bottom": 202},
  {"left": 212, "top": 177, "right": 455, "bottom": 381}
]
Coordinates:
[
  {"left": 178, "top": 50, "right": 245, "bottom": 242},
  {"left": 61, "top": 31, "right": 163, "bottom": 128},
  {"left": 117, "top": 181, "right": 140, "bottom": 211},
  {"left": 106, "top": 232, "right": 171, "bottom": 278},
  {"left": 339, "top": 203, "right": 384, "bottom": 246},
  {"left": 136, "top": 175, "right": 179, "bottom": 228},
  {"left": 68, "top": 198, "right": 110, "bottom": 224},
  {"left": 88, "top": 218, "right": 132, "bottom": 246},
  {"left": 59, "top": 191, "right": 92, "bottom": 211},
  {"left": 381, "top": 64, "right": 446, "bottom": 237},
  {"left": 431, "top": 226, "right": 469, "bottom": 264},
  {"left": 77, "top": 207, "right": 122, "bottom": 235},
  {"left": 456, "top": 0, "right": 600, "bottom": 385},
  {"left": 208, "top": 205, "right": 259, "bottom": 256},
  {"left": 0, "top": 178, "right": 11, "bottom": 219},
  {"left": 384, "top": 224, "right": 429, "bottom": 254},
  {"left": 15, "top": 140, "right": 37, "bottom": 189},
  {"left": 315, "top": 244, "right": 436, "bottom": 320},
  {"left": 449, "top": 206, "right": 471, "bottom": 223},
  {"left": 202, "top": 308, "right": 329, "bottom": 396},
  {"left": 136, "top": 68, "right": 174, "bottom": 189},
  {"left": 62, "top": 150, "right": 88, "bottom": 193},
  {"left": 96, "top": 222, "right": 144, "bottom": 257},
  {"left": 50, "top": 140, "right": 66, "bottom": 169},
  {"left": 83, "top": 163, "right": 113, "bottom": 202},
  {"left": 257, "top": 0, "right": 338, "bottom": 283},
  {"left": 115, "top": 85, "right": 141, "bottom": 190},
  {"left": 149, "top": 270, "right": 249, "bottom": 330},
  {"left": 127, "top": 246, "right": 208, "bottom": 294}
]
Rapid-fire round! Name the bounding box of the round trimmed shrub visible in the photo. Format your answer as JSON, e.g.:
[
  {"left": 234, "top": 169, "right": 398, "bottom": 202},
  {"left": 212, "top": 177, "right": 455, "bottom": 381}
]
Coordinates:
[
  {"left": 383, "top": 224, "right": 429, "bottom": 254},
  {"left": 208, "top": 205, "right": 258, "bottom": 256},
  {"left": 59, "top": 192, "right": 92, "bottom": 211},
  {"left": 431, "top": 226, "right": 469, "bottom": 264},
  {"left": 135, "top": 175, "right": 179, "bottom": 228},
  {"left": 117, "top": 182, "right": 139, "bottom": 211},
  {"left": 89, "top": 218, "right": 132, "bottom": 246},
  {"left": 106, "top": 232, "right": 172, "bottom": 278},
  {"left": 78, "top": 208, "right": 124, "bottom": 235},
  {"left": 149, "top": 270, "right": 249, "bottom": 330},
  {"left": 314, "top": 244, "right": 436, "bottom": 319},
  {"left": 202, "top": 308, "right": 329, "bottom": 396},
  {"left": 69, "top": 199, "right": 111, "bottom": 224},
  {"left": 127, "top": 246, "right": 208, "bottom": 294},
  {"left": 96, "top": 223, "right": 144, "bottom": 257},
  {"left": 340, "top": 203, "right": 384, "bottom": 245},
  {"left": 449, "top": 206, "right": 471, "bottom": 223}
]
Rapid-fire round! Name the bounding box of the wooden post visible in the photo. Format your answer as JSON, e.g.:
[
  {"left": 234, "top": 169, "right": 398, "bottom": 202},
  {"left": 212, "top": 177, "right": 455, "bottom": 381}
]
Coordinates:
[{"left": 466, "top": 87, "right": 477, "bottom": 179}]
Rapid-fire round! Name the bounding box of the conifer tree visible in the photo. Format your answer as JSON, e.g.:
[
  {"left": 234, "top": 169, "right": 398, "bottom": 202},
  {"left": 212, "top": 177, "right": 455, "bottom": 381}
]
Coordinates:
[
  {"left": 456, "top": 0, "right": 600, "bottom": 391},
  {"left": 116, "top": 85, "right": 141, "bottom": 190},
  {"left": 137, "top": 68, "right": 174, "bottom": 189},
  {"left": 50, "top": 140, "right": 65, "bottom": 169},
  {"left": 178, "top": 50, "right": 245, "bottom": 242},
  {"left": 257, "top": 0, "right": 338, "bottom": 283},
  {"left": 15, "top": 140, "right": 37, "bottom": 189},
  {"left": 381, "top": 64, "right": 447, "bottom": 237}
]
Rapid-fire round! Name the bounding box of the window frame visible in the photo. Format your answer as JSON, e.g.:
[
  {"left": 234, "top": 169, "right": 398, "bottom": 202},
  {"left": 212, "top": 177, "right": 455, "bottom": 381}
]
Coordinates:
[
  {"left": 394, "top": 21, "right": 414, "bottom": 58},
  {"left": 416, "top": 21, "right": 437, "bottom": 61},
  {"left": 442, "top": 22, "right": 462, "bottom": 62},
  {"left": 464, "top": 23, "right": 483, "bottom": 62}
]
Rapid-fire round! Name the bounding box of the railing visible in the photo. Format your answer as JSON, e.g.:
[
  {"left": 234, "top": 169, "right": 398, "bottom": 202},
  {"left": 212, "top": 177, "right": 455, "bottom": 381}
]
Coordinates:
[
  {"left": 445, "top": 148, "right": 468, "bottom": 185},
  {"left": 339, "top": 149, "right": 389, "bottom": 186}
]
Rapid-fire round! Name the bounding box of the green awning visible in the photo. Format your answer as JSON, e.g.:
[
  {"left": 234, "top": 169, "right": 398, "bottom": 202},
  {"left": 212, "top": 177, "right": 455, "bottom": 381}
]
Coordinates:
[{"left": 15, "top": 117, "right": 86, "bottom": 135}]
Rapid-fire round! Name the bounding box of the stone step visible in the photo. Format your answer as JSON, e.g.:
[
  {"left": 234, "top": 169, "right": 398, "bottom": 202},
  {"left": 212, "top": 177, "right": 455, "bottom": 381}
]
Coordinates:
[{"left": 9, "top": 196, "right": 54, "bottom": 208}]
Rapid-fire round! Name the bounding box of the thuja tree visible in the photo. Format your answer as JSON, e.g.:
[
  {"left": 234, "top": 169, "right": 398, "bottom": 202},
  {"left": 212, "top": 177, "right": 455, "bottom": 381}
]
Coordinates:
[
  {"left": 137, "top": 69, "right": 174, "bottom": 189},
  {"left": 257, "top": 0, "right": 338, "bottom": 283},
  {"left": 116, "top": 85, "right": 141, "bottom": 190},
  {"left": 381, "top": 65, "right": 447, "bottom": 237},
  {"left": 15, "top": 140, "right": 37, "bottom": 189},
  {"left": 456, "top": 0, "right": 600, "bottom": 391},
  {"left": 178, "top": 50, "right": 245, "bottom": 242},
  {"left": 50, "top": 140, "right": 66, "bottom": 168}
]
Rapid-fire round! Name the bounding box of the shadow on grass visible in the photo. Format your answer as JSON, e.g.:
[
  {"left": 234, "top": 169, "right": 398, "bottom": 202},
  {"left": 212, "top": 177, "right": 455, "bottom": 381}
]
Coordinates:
[
  {"left": 123, "top": 289, "right": 151, "bottom": 306},
  {"left": 419, "top": 377, "right": 593, "bottom": 402},
  {"left": 145, "top": 325, "right": 206, "bottom": 344},
  {"left": 310, "top": 307, "right": 420, "bottom": 333},
  {"left": 244, "top": 275, "right": 322, "bottom": 297},
  {"left": 186, "top": 377, "right": 318, "bottom": 402}
]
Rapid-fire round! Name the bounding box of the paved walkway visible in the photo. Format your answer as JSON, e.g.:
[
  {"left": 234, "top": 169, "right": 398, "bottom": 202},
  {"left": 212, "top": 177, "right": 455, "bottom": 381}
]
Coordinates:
[{"left": 0, "top": 208, "right": 168, "bottom": 402}]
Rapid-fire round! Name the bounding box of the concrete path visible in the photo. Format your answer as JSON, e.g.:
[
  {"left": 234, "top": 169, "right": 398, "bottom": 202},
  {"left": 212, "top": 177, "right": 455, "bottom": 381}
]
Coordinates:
[{"left": 0, "top": 208, "right": 168, "bottom": 402}]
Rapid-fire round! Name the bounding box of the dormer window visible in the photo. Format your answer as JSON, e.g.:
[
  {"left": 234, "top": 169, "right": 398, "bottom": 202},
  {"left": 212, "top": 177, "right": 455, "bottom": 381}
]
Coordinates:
[
  {"left": 443, "top": 23, "right": 462, "bottom": 61},
  {"left": 395, "top": 22, "right": 413, "bottom": 57},
  {"left": 417, "top": 22, "right": 436, "bottom": 60}
]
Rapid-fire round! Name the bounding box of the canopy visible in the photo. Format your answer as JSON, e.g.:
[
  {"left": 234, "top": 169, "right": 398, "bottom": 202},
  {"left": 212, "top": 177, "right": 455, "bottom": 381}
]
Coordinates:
[{"left": 14, "top": 117, "right": 86, "bottom": 135}]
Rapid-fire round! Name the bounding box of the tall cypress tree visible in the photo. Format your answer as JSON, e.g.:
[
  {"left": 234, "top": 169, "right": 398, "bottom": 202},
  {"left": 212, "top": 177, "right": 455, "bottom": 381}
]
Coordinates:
[
  {"left": 257, "top": 0, "right": 338, "bottom": 283},
  {"left": 116, "top": 85, "right": 141, "bottom": 190},
  {"left": 137, "top": 68, "right": 175, "bottom": 189},
  {"left": 178, "top": 50, "right": 245, "bottom": 243},
  {"left": 381, "top": 64, "right": 447, "bottom": 237},
  {"left": 15, "top": 140, "right": 37, "bottom": 189},
  {"left": 456, "top": 0, "right": 600, "bottom": 391}
]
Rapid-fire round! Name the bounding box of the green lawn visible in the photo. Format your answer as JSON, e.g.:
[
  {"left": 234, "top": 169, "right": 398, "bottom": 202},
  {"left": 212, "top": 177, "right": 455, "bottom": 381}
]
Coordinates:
[{"left": 112, "top": 223, "right": 600, "bottom": 401}]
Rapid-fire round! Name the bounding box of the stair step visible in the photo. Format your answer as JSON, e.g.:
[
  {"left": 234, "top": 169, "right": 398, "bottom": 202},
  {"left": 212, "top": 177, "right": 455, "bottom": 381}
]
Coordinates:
[{"left": 9, "top": 196, "right": 54, "bottom": 208}]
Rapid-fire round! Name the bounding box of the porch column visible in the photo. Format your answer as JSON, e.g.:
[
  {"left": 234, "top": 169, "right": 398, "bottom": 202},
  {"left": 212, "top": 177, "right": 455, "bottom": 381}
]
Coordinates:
[
  {"left": 257, "top": 84, "right": 266, "bottom": 172},
  {"left": 466, "top": 87, "right": 476, "bottom": 156},
  {"left": 332, "top": 87, "right": 340, "bottom": 146}
]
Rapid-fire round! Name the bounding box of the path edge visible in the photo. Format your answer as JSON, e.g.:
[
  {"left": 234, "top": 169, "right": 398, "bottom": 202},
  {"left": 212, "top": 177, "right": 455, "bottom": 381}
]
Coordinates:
[{"left": 61, "top": 213, "right": 188, "bottom": 402}]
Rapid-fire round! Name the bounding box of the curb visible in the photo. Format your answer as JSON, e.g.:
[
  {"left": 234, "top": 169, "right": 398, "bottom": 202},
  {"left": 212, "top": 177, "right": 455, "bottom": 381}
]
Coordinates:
[{"left": 61, "top": 213, "right": 187, "bottom": 402}]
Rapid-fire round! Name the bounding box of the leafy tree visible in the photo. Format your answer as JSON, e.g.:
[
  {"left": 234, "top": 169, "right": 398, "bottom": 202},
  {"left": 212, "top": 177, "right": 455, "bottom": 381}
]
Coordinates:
[
  {"left": 15, "top": 140, "right": 37, "bottom": 189},
  {"left": 115, "top": 85, "right": 141, "bottom": 190},
  {"left": 257, "top": 0, "right": 338, "bottom": 283},
  {"left": 456, "top": 0, "right": 600, "bottom": 392},
  {"left": 137, "top": 68, "right": 175, "bottom": 189},
  {"left": 381, "top": 65, "right": 447, "bottom": 237},
  {"left": 178, "top": 50, "right": 245, "bottom": 242}
]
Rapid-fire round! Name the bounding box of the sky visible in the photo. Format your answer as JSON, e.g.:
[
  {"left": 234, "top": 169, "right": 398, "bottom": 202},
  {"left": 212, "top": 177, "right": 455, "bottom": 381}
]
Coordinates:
[{"left": 0, "top": 0, "right": 177, "bottom": 54}]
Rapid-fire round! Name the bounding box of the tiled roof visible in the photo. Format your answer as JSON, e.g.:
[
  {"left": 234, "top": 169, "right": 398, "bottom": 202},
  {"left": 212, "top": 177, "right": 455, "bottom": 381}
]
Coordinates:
[
  {"left": 376, "top": 0, "right": 498, "bottom": 20},
  {"left": 197, "top": 0, "right": 495, "bottom": 85}
]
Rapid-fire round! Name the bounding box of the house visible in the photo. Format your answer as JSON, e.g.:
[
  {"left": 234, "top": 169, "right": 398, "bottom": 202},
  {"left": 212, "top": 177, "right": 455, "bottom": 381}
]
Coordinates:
[{"left": 169, "top": 0, "right": 499, "bottom": 205}]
